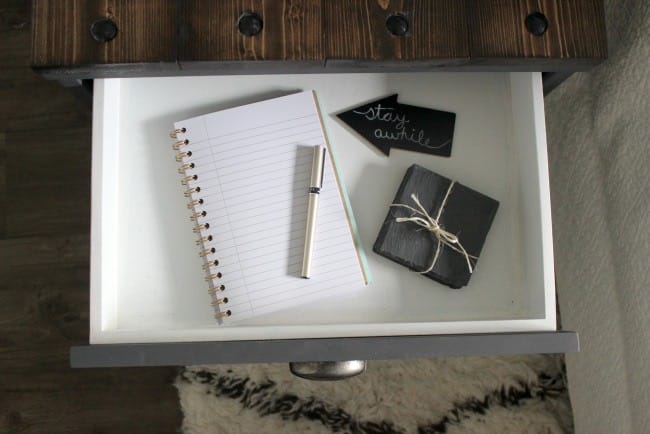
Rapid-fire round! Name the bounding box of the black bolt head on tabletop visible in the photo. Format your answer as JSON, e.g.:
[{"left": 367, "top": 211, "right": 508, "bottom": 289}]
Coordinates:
[
  {"left": 238, "top": 12, "right": 263, "bottom": 37},
  {"left": 525, "top": 12, "right": 549, "bottom": 36},
  {"left": 90, "top": 18, "right": 118, "bottom": 42},
  {"left": 386, "top": 13, "right": 409, "bottom": 37}
]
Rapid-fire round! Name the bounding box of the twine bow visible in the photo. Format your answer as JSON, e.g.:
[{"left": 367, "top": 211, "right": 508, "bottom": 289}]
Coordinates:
[{"left": 390, "top": 181, "right": 475, "bottom": 274}]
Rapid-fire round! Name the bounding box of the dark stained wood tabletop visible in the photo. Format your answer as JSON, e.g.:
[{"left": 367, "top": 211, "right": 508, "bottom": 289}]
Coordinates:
[
  {"left": 1, "top": 1, "right": 182, "bottom": 432},
  {"left": 30, "top": 0, "right": 607, "bottom": 79}
]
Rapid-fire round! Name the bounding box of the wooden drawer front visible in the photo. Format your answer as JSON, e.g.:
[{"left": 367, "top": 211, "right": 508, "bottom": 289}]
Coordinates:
[
  {"left": 31, "top": 0, "right": 177, "bottom": 66},
  {"left": 468, "top": 0, "right": 607, "bottom": 61},
  {"left": 179, "top": 0, "right": 323, "bottom": 62},
  {"left": 31, "top": 0, "right": 607, "bottom": 74},
  {"left": 323, "top": 0, "right": 469, "bottom": 63}
]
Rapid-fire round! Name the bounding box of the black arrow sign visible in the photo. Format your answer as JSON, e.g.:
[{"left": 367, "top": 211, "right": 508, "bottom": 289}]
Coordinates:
[{"left": 336, "top": 94, "right": 456, "bottom": 157}]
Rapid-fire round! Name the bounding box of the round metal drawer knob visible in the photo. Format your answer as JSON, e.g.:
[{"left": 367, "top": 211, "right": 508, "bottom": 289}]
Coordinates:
[
  {"left": 525, "top": 12, "right": 549, "bottom": 36},
  {"left": 386, "top": 13, "right": 409, "bottom": 37},
  {"left": 90, "top": 18, "right": 118, "bottom": 43},
  {"left": 238, "top": 11, "right": 263, "bottom": 37},
  {"left": 289, "top": 361, "right": 367, "bottom": 381}
]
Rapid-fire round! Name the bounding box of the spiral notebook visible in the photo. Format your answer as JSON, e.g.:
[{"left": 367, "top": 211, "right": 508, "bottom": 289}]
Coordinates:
[{"left": 170, "top": 91, "right": 370, "bottom": 323}]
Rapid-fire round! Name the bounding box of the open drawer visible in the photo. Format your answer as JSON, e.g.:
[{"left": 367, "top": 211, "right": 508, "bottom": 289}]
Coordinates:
[{"left": 72, "top": 72, "right": 577, "bottom": 367}]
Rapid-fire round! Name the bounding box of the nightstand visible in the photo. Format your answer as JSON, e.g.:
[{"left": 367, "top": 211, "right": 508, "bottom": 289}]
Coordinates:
[{"left": 30, "top": 0, "right": 607, "bottom": 376}]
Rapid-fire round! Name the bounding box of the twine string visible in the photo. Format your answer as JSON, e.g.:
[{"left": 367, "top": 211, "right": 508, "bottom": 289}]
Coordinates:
[{"left": 389, "top": 181, "right": 475, "bottom": 274}]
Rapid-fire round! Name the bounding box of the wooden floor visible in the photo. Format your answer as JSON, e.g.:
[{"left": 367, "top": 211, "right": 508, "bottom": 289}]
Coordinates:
[{"left": 0, "top": 2, "right": 183, "bottom": 432}]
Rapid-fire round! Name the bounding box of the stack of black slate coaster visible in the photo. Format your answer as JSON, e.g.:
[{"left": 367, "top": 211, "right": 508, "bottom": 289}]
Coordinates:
[{"left": 373, "top": 165, "right": 499, "bottom": 289}]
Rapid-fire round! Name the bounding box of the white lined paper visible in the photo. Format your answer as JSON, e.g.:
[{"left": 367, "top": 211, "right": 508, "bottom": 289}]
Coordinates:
[{"left": 174, "top": 91, "right": 367, "bottom": 322}]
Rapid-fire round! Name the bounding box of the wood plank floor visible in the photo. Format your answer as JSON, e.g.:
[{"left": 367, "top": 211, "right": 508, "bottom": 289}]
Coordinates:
[{"left": 0, "top": 1, "right": 183, "bottom": 432}]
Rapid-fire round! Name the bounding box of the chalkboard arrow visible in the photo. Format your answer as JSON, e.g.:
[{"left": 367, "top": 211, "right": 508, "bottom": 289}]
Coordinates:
[{"left": 336, "top": 94, "right": 456, "bottom": 157}]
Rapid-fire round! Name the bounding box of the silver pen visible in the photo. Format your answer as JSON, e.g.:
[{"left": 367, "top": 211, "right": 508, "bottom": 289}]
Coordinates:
[{"left": 301, "top": 145, "right": 327, "bottom": 278}]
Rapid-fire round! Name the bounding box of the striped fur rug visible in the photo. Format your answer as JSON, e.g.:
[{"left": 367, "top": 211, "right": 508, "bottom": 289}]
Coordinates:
[{"left": 176, "top": 355, "right": 572, "bottom": 433}]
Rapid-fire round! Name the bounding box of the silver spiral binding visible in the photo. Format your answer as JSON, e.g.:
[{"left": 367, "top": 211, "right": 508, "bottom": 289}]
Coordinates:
[
  {"left": 195, "top": 235, "right": 213, "bottom": 245},
  {"left": 184, "top": 187, "right": 201, "bottom": 198},
  {"left": 199, "top": 247, "right": 216, "bottom": 257},
  {"left": 192, "top": 222, "right": 209, "bottom": 233},
  {"left": 171, "top": 127, "right": 230, "bottom": 321},
  {"left": 211, "top": 297, "right": 228, "bottom": 306},
  {"left": 178, "top": 163, "right": 195, "bottom": 173},
  {"left": 172, "top": 139, "right": 189, "bottom": 150},
  {"left": 204, "top": 272, "right": 222, "bottom": 281},
  {"left": 208, "top": 284, "right": 226, "bottom": 295},
  {"left": 181, "top": 174, "right": 198, "bottom": 185},
  {"left": 215, "top": 310, "right": 232, "bottom": 319},
  {"left": 175, "top": 150, "right": 192, "bottom": 162},
  {"left": 170, "top": 128, "right": 186, "bottom": 139},
  {"left": 187, "top": 198, "right": 204, "bottom": 209},
  {"left": 203, "top": 260, "right": 219, "bottom": 270},
  {"left": 190, "top": 210, "right": 207, "bottom": 221}
]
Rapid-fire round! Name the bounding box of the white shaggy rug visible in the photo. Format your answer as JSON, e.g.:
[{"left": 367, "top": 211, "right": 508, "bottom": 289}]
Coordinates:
[{"left": 176, "top": 355, "right": 572, "bottom": 433}]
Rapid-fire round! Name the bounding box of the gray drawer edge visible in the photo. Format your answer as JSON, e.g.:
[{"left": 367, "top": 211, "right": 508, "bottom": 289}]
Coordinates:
[{"left": 70, "top": 331, "right": 578, "bottom": 368}]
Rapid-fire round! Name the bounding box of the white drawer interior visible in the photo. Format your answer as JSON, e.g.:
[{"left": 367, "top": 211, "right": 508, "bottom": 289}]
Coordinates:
[{"left": 91, "top": 72, "right": 556, "bottom": 344}]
